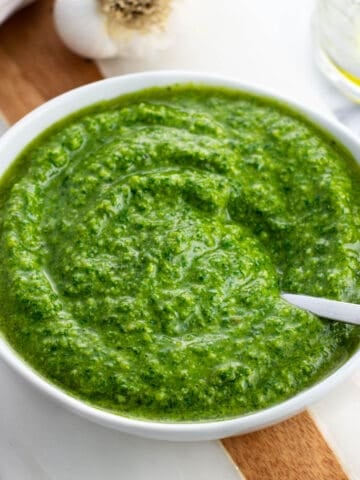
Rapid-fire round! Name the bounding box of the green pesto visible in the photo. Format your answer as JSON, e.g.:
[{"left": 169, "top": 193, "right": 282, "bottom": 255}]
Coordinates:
[{"left": 0, "top": 84, "right": 359, "bottom": 422}]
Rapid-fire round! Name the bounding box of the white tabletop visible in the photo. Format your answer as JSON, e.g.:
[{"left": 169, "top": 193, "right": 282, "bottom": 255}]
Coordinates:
[{"left": 1, "top": 0, "right": 360, "bottom": 478}]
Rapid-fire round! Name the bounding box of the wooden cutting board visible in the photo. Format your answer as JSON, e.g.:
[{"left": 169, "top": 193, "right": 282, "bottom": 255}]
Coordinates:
[{"left": 0, "top": 2, "right": 349, "bottom": 479}]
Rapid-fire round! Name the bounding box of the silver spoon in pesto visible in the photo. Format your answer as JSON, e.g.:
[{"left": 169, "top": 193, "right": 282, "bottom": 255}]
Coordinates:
[{"left": 282, "top": 293, "right": 360, "bottom": 325}]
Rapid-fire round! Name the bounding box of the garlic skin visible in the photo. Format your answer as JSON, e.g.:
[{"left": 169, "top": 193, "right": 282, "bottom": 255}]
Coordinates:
[
  {"left": 54, "top": 0, "right": 118, "bottom": 59},
  {"left": 54, "top": 0, "right": 182, "bottom": 60},
  {"left": 0, "top": 0, "right": 35, "bottom": 24}
]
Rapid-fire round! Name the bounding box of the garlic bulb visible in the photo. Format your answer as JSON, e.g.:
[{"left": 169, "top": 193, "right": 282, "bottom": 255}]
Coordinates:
[
  {"left": 54, "top": 0, "right": 183, "bottom": 60},
  {"left": 0, "top": 0, "right": 35, "bottom": 25}
]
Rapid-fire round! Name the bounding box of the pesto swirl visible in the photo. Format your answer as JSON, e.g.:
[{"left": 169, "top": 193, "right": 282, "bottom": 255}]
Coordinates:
[{"left": 0, "top": 86, "right": 359, "bottom": 421}]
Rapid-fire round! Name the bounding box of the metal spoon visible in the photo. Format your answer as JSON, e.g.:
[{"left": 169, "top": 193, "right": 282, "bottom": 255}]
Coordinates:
[{"left": 281, "top": 293, "right": 360, "bottom": 326}]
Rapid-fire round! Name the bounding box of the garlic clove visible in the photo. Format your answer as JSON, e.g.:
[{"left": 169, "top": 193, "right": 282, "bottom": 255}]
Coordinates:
[
  {"left": 0, "top": 0, "right": 35, "bottom": 25},
  {"left": 102, "top": 0, "right": 181, "bottom": 58},
  {"left": 104, "top": 1, "right": 182, "bottom": 59},
  {"left": 54, "top": 0, "right": 119, "bottom": 59},
  {"left": 54, "top": 0, "right": 183, "bottom": 61}
]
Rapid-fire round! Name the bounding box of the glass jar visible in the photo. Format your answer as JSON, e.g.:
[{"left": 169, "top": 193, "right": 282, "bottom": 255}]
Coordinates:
[{"left": 314, "top": 0, "right": 360, "bottom": 101}]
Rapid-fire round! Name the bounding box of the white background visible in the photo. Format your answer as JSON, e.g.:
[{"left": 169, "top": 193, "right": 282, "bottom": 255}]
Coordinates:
[{"left": 1, "top": 0, "right": 360, "bottom": 478}]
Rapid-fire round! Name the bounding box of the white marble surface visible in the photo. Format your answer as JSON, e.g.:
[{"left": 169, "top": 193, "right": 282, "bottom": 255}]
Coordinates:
[
  {"left": 99, "top": 0, "right": 329, "bottom": 115},
  {"left": 311, "top": 375, "right": 360, "bottom": 480},
  {"left": 1, "top": 0, "right": 360, "bottom": 478},
  {"left": 0, "top": 360, "right": 240, "bottom": 480}
]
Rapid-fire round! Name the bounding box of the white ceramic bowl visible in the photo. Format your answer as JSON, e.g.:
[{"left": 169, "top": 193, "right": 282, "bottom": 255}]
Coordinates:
[{"left": 0, "top": 71, "right": 359, "bottom": 441}]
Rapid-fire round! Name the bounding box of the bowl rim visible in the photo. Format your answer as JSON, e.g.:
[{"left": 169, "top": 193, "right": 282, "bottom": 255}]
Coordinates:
[{"left": 0, "top": 70, "right": 359, "bottom": 441}]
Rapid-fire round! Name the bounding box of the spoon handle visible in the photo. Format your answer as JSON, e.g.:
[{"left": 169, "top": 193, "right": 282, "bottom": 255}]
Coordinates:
[{"left": 281, "top": 293, "right": 360, "bottom": 326}]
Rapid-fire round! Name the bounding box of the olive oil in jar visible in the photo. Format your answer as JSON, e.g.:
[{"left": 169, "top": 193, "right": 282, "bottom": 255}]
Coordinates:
[{"left": 315, "top": 0, "right": 360, "bottom": 101}]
